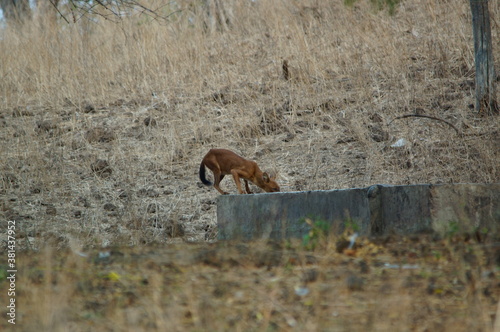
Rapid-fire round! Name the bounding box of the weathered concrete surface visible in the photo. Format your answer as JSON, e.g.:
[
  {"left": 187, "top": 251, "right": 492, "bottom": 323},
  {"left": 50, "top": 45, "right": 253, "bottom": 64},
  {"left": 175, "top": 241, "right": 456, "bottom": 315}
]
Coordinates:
[
  {"left": 217, "top": 183, "right": 500, "bottom": 240},
  {"left": 217, "top": 188, "right": 370, "bottom": 240},
  {"left": 368, "top": 184, "right": 433, "bottom": 235}
]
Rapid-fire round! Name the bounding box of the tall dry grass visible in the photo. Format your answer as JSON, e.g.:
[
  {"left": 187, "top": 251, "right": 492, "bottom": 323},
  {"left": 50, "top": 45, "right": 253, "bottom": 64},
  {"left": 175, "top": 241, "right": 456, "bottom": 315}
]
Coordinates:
[
  {"left": 0, "top": 1, "right": 489, "bottom": 107},
  {"left": 4, "top": 238, "right": 500, "bottom": 331},
  {"left": 0, "top": 0, "right": 499, "bottom": 248},
  {"left": 0, "top": 2, "right": 499, "bottom": 330}
]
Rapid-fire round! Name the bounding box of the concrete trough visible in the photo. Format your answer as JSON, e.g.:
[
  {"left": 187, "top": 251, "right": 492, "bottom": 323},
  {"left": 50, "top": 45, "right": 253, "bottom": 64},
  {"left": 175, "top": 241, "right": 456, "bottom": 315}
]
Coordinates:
[{"left": 217, "top": 183, "right": 500, "bottom": 240}]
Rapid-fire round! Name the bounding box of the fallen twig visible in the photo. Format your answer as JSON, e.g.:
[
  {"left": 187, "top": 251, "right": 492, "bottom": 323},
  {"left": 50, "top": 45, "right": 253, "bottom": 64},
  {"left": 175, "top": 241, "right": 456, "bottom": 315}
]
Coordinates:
[{"left": 388, "top": 114, "right": 461, "bottom": 135}]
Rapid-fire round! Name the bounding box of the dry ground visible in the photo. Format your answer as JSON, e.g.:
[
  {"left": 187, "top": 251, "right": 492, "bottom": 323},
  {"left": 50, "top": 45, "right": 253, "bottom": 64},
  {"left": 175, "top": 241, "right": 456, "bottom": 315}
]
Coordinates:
[
  {"left": 2, "top": 234, "right": 500, "bottom": 331},
  {"left": 0, "top": 0, "right": 498, "bottom": 247},
  {"left": 0, "top": 0, "right": 499, "bottom": 330}
]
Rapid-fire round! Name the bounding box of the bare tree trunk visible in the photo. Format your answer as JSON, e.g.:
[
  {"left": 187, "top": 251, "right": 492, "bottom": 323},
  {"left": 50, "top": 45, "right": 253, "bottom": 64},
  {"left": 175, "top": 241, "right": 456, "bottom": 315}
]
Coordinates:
[{"left": 469, "top": 0, "right": 499, "bottom": 115}]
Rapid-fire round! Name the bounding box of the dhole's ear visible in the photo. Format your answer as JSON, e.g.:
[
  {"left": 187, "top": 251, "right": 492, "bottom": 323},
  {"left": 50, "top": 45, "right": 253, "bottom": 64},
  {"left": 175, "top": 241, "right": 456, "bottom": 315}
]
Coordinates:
[{"left": 262, "top": 172, "right": 270, "bottom": 183}]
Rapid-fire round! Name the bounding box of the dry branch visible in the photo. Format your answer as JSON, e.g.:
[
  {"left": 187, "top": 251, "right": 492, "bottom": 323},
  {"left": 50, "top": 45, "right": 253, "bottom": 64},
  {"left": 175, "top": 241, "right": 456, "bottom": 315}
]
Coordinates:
[{"left": 389, "top": 114, "right": 461, "bottom": 135}]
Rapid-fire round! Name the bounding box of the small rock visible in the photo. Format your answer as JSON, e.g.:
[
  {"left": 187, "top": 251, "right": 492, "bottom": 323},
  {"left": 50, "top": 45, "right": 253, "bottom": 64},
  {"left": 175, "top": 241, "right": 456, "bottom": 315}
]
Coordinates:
[
  {"left": 391, "top": 138, "right": 407, "bottom": 148},
  {"left": 335, "top": 237, "right": 351, "bottom": 253},
  {"left": 346, "top": 274, "right": 364, "bottom": 291},
  {"left": 165, "top": 220, "right": 185, "bottom": 237},
  {"left": 2, "top": 173, "right": 18, "bottom": 187},
  {"left": 254, "top": 249, "right": 282, "bottom": 268},
  {"left": 36, "top": 120, "right": 57, "bottom": 132},
  {"left": 83, "top": 103, "right": 96, "bottom": 113},
  {"left": 30, "top": 186, "right": 42, "bottom": 194},
  {"left": 138, "top": 188, "right": 159, "bottom": 198},
  {"left": 91, "top": 159, "right": 112, "bottom": 177},
  {"left": 301, "top": 269, "right": 319, "bottom": 283},
  {"left": 76, "top": 196, "right": 91, "bottom": 208},
  {"left": 45, "top": 205, "right": 57, "bottom": 216},
  {"left": 294, "top": 286, "right": 310, "bottom": 297},
  {"left": 144, "top": 116, "right": 157, "bottom": 127},
  {"left": 368, "top": 124, "right": 389, "bottom": 142},
  {"left": 195, "top": 248, "right": 222, "bottom": 267},
  {"left": 85, "top": 127, "right": 115, "bottom": 143},
  {"left": 358, "top": 260, "right": 370, "bottom": 274},
  {"left": 147, "top": 203, "right": 157, "bottom": 214},
  {"left": 103, "top": 203, "right": 117, "bottom": 211},
  {"left": 12, "top": 107, "right": 33, "bottom": 117}
]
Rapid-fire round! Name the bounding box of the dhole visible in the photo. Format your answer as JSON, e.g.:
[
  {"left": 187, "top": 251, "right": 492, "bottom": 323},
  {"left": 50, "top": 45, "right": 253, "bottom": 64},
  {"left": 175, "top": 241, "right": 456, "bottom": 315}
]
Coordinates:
[{"left": 199, "top": 149, "right": 280, "bottom": 195}]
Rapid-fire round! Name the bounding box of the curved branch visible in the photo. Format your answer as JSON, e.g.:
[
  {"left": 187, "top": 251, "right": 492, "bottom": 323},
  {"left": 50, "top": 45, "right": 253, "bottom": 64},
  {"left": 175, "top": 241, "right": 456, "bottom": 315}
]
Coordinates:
[{"left": 388, "top": 114, "right": 461, "bottom": 135}]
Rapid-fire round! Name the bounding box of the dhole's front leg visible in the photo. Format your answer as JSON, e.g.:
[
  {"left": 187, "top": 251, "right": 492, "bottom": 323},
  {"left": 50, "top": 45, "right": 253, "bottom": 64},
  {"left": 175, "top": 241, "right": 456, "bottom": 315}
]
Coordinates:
[
  {"left": 230, "top": 170, "right": 246, "bottom": 194},
  {"left": 244, "top": 180, "right": 253, "bottom": 194}
]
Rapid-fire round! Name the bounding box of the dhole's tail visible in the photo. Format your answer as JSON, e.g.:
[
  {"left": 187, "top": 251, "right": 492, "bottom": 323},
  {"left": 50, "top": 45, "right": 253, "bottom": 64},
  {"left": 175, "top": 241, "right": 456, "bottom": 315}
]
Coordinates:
[{"left": 199, "top": 162, "right": 212, "bottom": 186}]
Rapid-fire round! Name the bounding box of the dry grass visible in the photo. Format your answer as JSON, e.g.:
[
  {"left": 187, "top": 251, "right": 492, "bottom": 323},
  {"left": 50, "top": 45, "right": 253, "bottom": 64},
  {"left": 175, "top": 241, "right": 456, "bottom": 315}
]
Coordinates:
[
  {"left": 0, "top": 1, "right": 500, "bottom": 247},
  {"left": 0, "top": 0, "right": 499, "bottom": 329},
  {"left": 2, "top": 234, "right": 500, "bottom": 331},
  {"left": 1, "top": 0, "right": 498, "bottom": 247}
]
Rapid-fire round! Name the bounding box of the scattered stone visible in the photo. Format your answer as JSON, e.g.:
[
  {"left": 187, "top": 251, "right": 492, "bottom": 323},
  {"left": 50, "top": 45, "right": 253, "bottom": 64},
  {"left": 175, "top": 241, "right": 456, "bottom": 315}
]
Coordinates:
[
  {"left": 358, "top": 260, "right": 370, "bottom": 274},
  {"left": 195, "top": 248, "right": 222, "bottom": 267},
  {"left": 76, "top": 196, "right": 91, "bottom": 208},
  {"left": 110, "top": 98, "right": 126, "bottom": 106},
  {"left": 253, "top": 249, "right": 282, "bottom": 268},
  {"left": 12, "top": 107, "right": 33, "bottom": 117},
  {"left": 204, "top": 224, "right": 217, "bottom": 241},
  {"left": 368, "top": 124, "right": 389, "bottom": 142},
  {"left": 138, "top": 188, "right": 159, "bottom": 198},
  {"left": 144, "top": 116, "right": 157, "bottom": 127},
  {"left": 369, "top": 113, "right": 384, "bottom": 123},
  {"left": 103, "top": 203, "right": 117, "bottom": 211},
  {"left": 165, "top": 219, "right": 185, "bottom": 237},
  {"left": 335, "top": 237, "right": 351, "bottom": 253},
  {"left": 301, "top": 269, "right": 319, "bottom": 283},
  {"left": 282, "top": 132, "right": 295, "bottom": 142},
  {"left": 83, "top": 103, "right": 96, "bottom": 113},
  {"left": 147, "top": 203, "right": 157, "bottom": 214},
  {"left": 36, "top": 119, "right": 57, "bottom": 133},
  {"left": 13, "top": 127, "right": 26, "bottom": 137},
  {"left": 45, "top": 204, "right": 57, "bottom": 216},
  {"left": 85, "top": 127, "right": 116, "bottom": 143},
  {"left": 2, "top": 173, "right": 18, "bottom": 188},
  {"left": 90, "top": 159, "right": 112, "bottom": 177},
  {"left": 336, "top": 136, "right": 356, "bottom": 144},
  {"left": 294, "top": 286, "right": 310, "bottom": 297},
  {"left": 391, "top": 138, "right": 407, "bottom": 148},
  {"left": 346, "top": 274, "right": 364, "bottom": 291},
  {"left": 201, "top": 198, "right": 215, "bottom": 211}
]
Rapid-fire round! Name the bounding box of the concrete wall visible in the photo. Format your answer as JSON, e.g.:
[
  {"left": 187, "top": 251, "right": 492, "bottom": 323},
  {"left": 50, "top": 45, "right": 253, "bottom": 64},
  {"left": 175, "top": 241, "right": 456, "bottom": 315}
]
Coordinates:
[{"left": 217, "top": 183, "right": 500, "bottom": 240}]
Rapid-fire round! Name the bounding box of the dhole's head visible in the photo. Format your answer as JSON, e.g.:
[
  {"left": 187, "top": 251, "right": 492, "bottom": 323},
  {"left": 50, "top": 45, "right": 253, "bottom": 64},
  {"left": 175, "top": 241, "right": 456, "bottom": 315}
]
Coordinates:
[{"left": 261, "top": 173, "right": 280, "bottom": 193}]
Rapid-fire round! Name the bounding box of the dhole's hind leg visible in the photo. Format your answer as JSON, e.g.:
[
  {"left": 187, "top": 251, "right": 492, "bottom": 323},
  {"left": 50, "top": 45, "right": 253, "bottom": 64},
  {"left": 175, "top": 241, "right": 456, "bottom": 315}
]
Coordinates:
[{"left": 213, "top": 171, "right": 229, "bottom": 195}]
